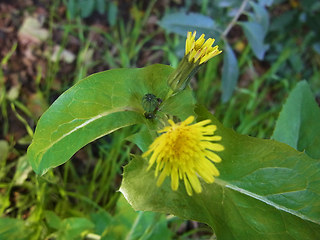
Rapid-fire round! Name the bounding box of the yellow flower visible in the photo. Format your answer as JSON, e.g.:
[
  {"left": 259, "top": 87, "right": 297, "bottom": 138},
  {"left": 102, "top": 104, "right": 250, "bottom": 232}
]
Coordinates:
[
  {"left": 166, "top": 31, "right": 222, "bottom": 93},
  {"left": 185, "top": 31, "right": 222, "bottom": 64},
  {"left": 142, "top": 116, "right": 224, "bottom": 196}
]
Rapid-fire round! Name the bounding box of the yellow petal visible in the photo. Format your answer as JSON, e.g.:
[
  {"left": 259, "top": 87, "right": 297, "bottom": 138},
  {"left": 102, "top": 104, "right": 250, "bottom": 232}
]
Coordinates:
[
  {"left": 205, "top": 150, "right": 222, "bottom": 163},
  {"left": 200, "top": 136, "right": 222, "bottom": 141},
  {"left": 195, "top": 34, "right": 205, "bottom": 49},
  {"left": 157, "top": 167, "right": 168, "bottom": 186},
  {"left": 183, "top": 116, "right": 194, "bottom": 125},
  {"left": 171, "top": 167, "right": 179, "bottom": 191},
  {"left": 183, "top": 175, "right": 193, "bottom": 196},
  {"left": 202, "top": 142, "right": 223, "bottom": 151},
  {"left": 187, "top": 171, "right": 202, "bottom": 194},
  {"left": 193, "top": 119, "right": 211, "bottom": 127}
]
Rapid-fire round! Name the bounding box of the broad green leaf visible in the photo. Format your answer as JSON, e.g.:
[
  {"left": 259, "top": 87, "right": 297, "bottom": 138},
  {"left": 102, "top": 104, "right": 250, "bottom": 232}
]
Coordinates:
[
  {"left": 249, "top": 2, "right": 269, "bottom": 34},
  {"left": 160, "top": 87, "right": 195, "bottom": 120},
  {"left": 239, "top": 22, "right": 269, "bottom": 60},
  {"left": 90, "top": 211, "right": 112, "bottom": 236},
  {"left": 79, "top": 0, "right": 95, "bottom": 18},
  {"left": 101, "top": 195, "right": 172, "bottom": 240},
  {"left": 57, "top": 217, "right": 95, "bottom": 240},
  {"left": 96, "top": 0, "right": 106, "bottom": 15},
  {"left": 45, "top": 210, "right": 62, "bottom": 230},
  {"left": 126, "top": 126, "right": 153, "bottom": 152},
  {"left": 120, "top": 105, "right": 320, "bottom": 240},
  {"left": 123, "top": 212, "right": 171, "bottom": 240},
  {"left": 221, "top": 42, "right": 239, "bottom": 103},
  {"left": 0, "top": 217, "right": 33, "bottom": 240},
  {"left": 107, "top": 1, "right": 118, "bottom": 26},
  {"left": 66, "top": 0, "right": 76, "bottom": 19},
  {"left": 159, "top": 12, "right": 217, "bottom": 37},
  {"left": 272, "top": 81, "right": 320, "bottom": 159},
  {"left": 258, "top": 0, "right": 273, "bottom": 6},
  {"left": 28, "top": 64, "right": 194, "bottom": 175}
]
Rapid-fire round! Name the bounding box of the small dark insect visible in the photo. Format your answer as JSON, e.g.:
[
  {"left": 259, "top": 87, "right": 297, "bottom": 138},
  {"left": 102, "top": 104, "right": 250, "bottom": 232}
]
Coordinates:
[
  {"left": 142, "top": 93, "right": 162, "bottom": 119},
  {"left": 142, "top": 93, "right": 158, "bottom": 113}
]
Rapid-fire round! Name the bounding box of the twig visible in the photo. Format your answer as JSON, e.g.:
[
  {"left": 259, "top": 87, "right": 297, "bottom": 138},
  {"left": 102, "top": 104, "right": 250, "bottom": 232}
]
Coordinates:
[{"left": 222, "top": 0, "right": 249, "bottom": 38}]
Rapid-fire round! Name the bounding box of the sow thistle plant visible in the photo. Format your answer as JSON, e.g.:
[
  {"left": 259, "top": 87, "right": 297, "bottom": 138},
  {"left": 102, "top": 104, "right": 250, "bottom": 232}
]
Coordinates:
[{"left": 28, "top": 31, "right": 320, "bottom": 239}]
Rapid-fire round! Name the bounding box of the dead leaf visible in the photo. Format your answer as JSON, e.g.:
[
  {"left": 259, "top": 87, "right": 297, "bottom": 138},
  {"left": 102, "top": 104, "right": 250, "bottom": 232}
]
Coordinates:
[
  {"left": 6, "top": 83, "right": 21, "bottom": 101},
  {"left": 18, "top": 16, "right": 49, "bottom": 44},
  {"left": 50, "top": 45, "right": 76, "bottom": 63}
]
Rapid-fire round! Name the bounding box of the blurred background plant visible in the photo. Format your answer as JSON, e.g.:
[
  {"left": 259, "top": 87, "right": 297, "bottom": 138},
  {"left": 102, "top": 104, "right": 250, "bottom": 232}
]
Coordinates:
[{"left": 0, "top": 0, "right": 319, "bottom": 239}]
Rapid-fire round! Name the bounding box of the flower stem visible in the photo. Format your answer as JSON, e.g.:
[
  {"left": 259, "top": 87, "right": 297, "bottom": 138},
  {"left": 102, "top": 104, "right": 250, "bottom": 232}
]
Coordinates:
[{"left": 222, "top": 0, "right": 249, "bottom": 38}]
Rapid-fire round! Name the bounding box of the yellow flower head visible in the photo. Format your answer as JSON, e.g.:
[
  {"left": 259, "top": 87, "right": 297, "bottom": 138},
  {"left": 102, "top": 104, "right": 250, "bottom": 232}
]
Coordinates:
[
  {"left": 185, "top": 31, "right": 222, "bottom": 64},
  {"left": 142, "top": 116, "right": 224, "bottom": 196}
]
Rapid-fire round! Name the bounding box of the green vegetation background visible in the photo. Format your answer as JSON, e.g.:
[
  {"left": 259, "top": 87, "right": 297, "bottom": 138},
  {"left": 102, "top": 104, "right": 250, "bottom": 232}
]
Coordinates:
[{"left": 0, "top": 0, "right": 319, "bottom": 239}]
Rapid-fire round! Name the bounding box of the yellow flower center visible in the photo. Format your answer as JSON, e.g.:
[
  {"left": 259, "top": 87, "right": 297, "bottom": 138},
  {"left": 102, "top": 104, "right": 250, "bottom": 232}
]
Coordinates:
[
  {"left": 143, "top": 116, "right": 224, "bottom": 196},
  {"left": 185, "top": 31, "right": 222, "bottom": 64}
]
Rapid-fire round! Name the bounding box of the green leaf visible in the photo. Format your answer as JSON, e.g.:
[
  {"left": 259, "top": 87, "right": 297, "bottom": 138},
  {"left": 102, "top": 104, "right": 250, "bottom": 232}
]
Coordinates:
[
  {"left": 249, "top": 2, "right": 269, "bottom": 34},
  {"left": 45, "top": 211, "right": 95, "bottom": 239},
  {"left": 221, "top": 42, "right": 239, "bottom": 103},
  {"left": 272, "top": 81, "right": 320, "bottom": 159},
  {"left": 126, "top": 126, "right": 153, "bottom": 152},
  {"left": 107, "top": 1, "right": 118, "bottom": 27},
  {"left": 58, "top": 217, "right": 95, "bottom": 240},
  {"left": 160, "top": 87, "right": 195, "bottom": 120},
  {"left": 258, "top": 0, "right": 273, "bottom": 6},
  {"left": 0, "top": 217, "right": 33, "bottom": 240},
  {"left": 96, "top": 0, "right": 106, "bottom": 15},
  {"left": 159, "top": 12, "right": 217, "bottom": 37},
  {"left": 123, "top": 212, "right": 171, "bottom": 240},
  {"left": 239, "top": 22, "right": 269, "bottom": 60},
  {"left": 45, "top": 210, "right": 62, "bottom": 230},
  {"left": 90, "top": 211, "right": 112, "bottom": 235},
  {"left": 101, "top": 195, "right": 172, "bottom": 240},
  {"left": 66, "top": 0, "right": 76, "bottom": 19},
  {"left": 0, "top": 140, "right": 9, "bottom": 180},
  {"left": 0, "top": 140, "right": 9, "bottom": 162},
  {"left": 79, "top": 0, "right": 95, "bottom": 18},
  {"left": 120, "top": 105, "right": 320, "bottom": 240},
  {"left": 28, "top": 64, "right": 194, "bottom": 175}
]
